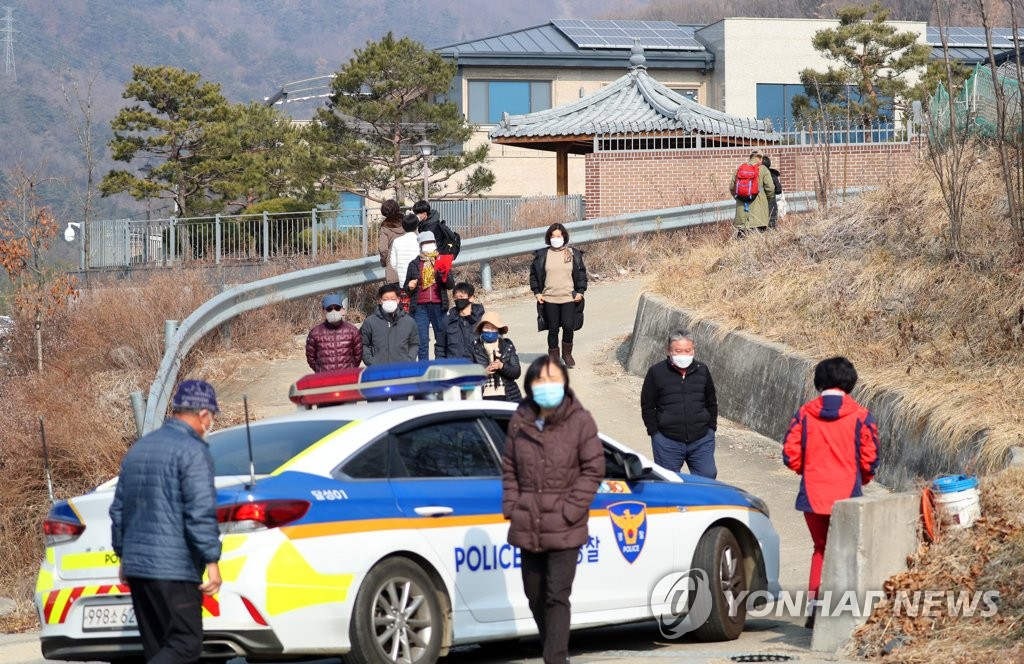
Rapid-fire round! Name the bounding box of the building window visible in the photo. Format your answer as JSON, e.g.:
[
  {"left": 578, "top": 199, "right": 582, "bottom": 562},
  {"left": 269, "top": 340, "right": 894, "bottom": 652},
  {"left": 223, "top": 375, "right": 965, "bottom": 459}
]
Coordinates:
[
  {"left": 670, "top": 88, "right": 699, "bottom": 103},
  {"left": 756, "top": 83, "right": 806, "bottom": 124},
  {"left": 468, "top": 80, "right": 552, "bottom": 124}
]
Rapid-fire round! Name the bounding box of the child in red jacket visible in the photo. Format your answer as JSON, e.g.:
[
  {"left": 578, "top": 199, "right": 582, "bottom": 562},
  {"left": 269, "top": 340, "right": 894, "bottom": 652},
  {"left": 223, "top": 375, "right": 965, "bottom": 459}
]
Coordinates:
[{"left": 783, "top": 356, "right": 879, "bottom": 628}]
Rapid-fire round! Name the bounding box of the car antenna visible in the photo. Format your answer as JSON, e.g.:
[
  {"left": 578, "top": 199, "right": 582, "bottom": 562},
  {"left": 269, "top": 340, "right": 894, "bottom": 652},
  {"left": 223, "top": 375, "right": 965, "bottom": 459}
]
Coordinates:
[
  {"left": 243, "top": 395, "right": 256, "bottom": 490},
  {"left": 39, "top": 417, "right": 55, "bottom": 504}
]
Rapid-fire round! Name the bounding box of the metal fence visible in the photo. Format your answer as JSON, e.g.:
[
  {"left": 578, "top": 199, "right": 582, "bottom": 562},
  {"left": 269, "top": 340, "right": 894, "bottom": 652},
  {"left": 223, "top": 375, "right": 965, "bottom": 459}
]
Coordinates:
[
  {"left": 593, "top": 118, "right": 912, "bottom": 153},
  {"left": 83, "top": 195, "right": 585, "bottom": 270}
]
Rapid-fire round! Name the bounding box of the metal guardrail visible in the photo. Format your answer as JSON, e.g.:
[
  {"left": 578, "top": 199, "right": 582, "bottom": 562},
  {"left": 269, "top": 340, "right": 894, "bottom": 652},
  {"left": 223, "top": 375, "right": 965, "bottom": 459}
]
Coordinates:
[{"left": 140, "top": 190, "right": 860, "bottom": 433}]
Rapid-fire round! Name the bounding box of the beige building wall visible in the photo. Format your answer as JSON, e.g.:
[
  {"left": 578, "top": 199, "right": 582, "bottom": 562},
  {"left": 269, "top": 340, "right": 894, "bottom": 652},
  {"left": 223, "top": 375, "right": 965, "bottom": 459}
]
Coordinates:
[
  {"left": 448, "top": 65, "right": 710, "bottom": 197},
  {"left": 696, "top": 17, "right": 927, "bottom": 118}
]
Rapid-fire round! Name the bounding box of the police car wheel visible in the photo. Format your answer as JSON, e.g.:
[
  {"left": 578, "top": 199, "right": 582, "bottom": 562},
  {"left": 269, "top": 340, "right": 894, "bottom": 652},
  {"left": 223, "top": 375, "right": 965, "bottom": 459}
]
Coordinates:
[
  {"left": 690, "top": 526, "right": 747, "bottom": 642},
  {"left": 347, "top": 558, "right": 444, "bottom": 664}
]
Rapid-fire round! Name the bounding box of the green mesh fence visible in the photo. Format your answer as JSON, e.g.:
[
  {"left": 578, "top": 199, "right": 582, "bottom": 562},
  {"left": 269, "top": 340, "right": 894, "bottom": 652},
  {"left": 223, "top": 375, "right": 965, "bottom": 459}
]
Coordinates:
[{"left": 931, "top": 63, "right": 1023, "bottom": 139}]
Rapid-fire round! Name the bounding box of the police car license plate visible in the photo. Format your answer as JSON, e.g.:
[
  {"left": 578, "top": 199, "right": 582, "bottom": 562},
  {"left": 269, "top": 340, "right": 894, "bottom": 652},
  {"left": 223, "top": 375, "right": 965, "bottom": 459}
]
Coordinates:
[{"left": 82, "top": 603, "right": 137, "bottom": 631}]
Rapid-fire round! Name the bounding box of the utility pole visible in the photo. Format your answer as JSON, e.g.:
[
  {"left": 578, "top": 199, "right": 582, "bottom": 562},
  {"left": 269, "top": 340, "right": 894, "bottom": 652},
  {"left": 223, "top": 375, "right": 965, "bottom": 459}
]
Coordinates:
[{"left": 1, "top": 7, "right": 14, "bottom": 80}]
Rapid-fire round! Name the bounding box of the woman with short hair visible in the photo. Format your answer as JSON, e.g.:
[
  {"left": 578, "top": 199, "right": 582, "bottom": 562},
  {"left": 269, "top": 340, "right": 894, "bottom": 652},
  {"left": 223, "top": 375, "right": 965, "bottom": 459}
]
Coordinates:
[
  {"left": 530, "top": 223, "right": 588, "bottom": 368},
  {"left": 502, "top": 355, "right": 604, "bottom": 664},
  {"left": 783, "top": 356, "right": 879, "bottom": 628}
]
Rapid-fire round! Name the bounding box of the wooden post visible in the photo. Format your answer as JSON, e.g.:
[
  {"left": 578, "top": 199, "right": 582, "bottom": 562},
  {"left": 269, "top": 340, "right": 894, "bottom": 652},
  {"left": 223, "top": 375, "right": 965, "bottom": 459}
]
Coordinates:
[{"left": 556, "top": 147, "right": 569, "bottom": 196}]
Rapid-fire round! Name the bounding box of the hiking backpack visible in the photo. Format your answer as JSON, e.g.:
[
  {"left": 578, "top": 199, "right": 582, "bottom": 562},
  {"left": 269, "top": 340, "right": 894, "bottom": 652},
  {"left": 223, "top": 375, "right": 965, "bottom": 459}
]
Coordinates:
[
  {"left": 435, "top": 220, "right": 462, "bottom": 258},
  {"left": 734, "top": 162, "right": 761, "bottom": 201}
]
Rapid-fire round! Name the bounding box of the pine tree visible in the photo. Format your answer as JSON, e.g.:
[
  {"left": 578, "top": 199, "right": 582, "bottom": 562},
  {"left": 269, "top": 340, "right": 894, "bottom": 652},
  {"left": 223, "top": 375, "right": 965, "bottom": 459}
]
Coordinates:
[{"left": 313, "top": 33, "right": 494, "bottom": 204}]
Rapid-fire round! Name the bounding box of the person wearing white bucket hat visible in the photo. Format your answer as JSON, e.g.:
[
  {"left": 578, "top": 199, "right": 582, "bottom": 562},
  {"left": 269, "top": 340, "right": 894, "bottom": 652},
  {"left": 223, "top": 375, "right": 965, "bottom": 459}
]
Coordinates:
[{"left": 782, "top": 356, "right": 879, "bottom": 629}]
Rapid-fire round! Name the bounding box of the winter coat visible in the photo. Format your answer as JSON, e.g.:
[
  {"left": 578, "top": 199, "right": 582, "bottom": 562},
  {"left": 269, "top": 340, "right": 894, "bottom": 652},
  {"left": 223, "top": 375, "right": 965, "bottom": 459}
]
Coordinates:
[
  {"left": 404, "top": 255, "right": 454, "bottom": 314},
  {"left": 378, "top": 216, "right": 406, "bottom": 284},
  {"left": 529, "top": 247, "right": 587, "bottom": 297},
  {"left": 640, "top": 359, "right": 718, "bottom": 443},
  {"left": 470, "top": 336, "right": 523, "bottom": 402},
  {"left": 438, "top": 303, "right": 485, "bottom": 360},
  {"left": 305, "top": 320, "right": 363, "bottom": 372},
  {"left": 731, "top": 162, "right": 776, "bottom": 229},
  {"left": 783, "top": 392, "right": 880, "bottom": 515},
  {"left": 501, "top": 390, "right": 604, "bottom": 552},
  {"left": 389, "top": 232, "right": 420, "bottom": 287},
  {"left": 110, "top": 418, "right": 221, "bottom": 583},
  {"left": 359, "top": 306, "right": 419, "bottom": 365},
  {"left": 767, "top": 167, "right": 783, "bottom": 227}
]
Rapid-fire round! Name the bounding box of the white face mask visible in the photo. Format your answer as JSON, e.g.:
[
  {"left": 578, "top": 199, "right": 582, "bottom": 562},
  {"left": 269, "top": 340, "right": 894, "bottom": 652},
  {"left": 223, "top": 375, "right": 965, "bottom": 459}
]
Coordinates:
[
  {"left": 422, "top": 243, "right": 437, "bottom": 253},
  {"left": 549, "top": 237, "right": 565, "bottom": 249},
  {"left": 671, "top": 354, "right": 694, "bottom": 369},
  {"left": 381, "top": 300, "right": 399, "bottom": 314},
  {"left": 325, "top": 310, "right": 344, "bottom": 324}
]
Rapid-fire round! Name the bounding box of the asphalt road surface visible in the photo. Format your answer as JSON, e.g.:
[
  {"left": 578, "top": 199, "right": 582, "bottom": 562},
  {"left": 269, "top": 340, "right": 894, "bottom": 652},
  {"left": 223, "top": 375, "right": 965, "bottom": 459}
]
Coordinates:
[{"left": 2, "top": 277, "right": 865, "bottom": 664}]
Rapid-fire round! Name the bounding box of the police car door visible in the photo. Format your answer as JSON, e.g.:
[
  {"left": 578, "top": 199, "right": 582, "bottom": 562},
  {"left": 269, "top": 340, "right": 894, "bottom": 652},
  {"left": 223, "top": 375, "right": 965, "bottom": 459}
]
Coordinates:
[
  {"left": 567, "top": 440, "right": 677, "bottom": 614},
  {"left": 386, "top": 415, "right": 528, "bottom": 626}
]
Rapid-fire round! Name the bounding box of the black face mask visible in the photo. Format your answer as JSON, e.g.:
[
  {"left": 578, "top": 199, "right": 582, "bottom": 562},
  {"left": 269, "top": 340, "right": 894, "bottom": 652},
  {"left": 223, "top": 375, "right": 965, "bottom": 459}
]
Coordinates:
[{"left": 455, "top": 298, "right": 471, "bottom": 310}]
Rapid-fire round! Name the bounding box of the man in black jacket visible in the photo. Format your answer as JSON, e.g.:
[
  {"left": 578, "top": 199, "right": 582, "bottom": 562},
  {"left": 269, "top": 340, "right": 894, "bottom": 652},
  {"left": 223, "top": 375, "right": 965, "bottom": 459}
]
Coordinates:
[
  {"left": 640, "top": 331, "right": 719, "bottom": 478},
  {"left": 437, "top": 282, "right": 484, "bottom": 360}
]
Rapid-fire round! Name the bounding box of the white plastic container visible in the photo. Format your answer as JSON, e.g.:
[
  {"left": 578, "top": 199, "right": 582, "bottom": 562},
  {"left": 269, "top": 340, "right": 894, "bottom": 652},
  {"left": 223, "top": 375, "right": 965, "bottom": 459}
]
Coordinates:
[{"left": 932, "top": 475, "right": 981, "bottom": 530}]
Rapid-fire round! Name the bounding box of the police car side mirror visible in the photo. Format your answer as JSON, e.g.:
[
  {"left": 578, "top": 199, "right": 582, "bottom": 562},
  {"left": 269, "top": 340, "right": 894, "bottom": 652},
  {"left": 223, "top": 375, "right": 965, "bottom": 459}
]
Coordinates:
[{"left": 622, "top": 453, "right": 649, "bottom": 481}]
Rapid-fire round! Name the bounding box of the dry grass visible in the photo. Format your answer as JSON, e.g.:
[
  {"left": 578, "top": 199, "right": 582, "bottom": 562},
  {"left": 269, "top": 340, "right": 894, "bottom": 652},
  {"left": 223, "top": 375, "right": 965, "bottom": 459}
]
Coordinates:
[
  {"left": 850, "top": 469, "right": 1024, "bottom": 663},
  {"left": 649, "top": 157, "right": 1024, "bottom": 471},
  {"left": 0, "top": 260, "right": 342, "bottom": 627}
]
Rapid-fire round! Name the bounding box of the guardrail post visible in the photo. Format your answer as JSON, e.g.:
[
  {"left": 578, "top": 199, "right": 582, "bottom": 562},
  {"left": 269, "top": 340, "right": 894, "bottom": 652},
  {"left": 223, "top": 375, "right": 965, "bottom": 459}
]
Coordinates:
[
  {"left": 129, "top": 391, "right": 146, "bottom": 439},
  {"left": 311, "top": 209, "right": 318, "bottom": 259},
  {"left": 480, "top": 261, "right": 493, "bottom": 291},
  {"left": 215, "top": 214, "right": 222, "bottom": 264},
  {"left": 164, "top": 319, "right": 178, "bottom": 353},
  {"left": 262, "top": 211, "right": 269, "bottom": 263},
  {"left": 341, "top": 289, "right": 349, "bottom": 309}
]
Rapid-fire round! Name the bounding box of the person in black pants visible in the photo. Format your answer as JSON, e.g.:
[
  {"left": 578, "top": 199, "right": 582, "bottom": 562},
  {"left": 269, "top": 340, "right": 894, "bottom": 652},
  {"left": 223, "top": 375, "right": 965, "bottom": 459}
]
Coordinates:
[{"left": 530, "top": 223, "right": 587, "bottom": 368}]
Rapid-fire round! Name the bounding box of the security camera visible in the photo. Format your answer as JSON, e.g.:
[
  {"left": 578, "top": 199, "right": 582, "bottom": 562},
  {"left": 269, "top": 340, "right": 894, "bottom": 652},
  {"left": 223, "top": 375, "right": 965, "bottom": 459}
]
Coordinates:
[{"left": 63, "top": 222, "right": 82, "bottom": 242}]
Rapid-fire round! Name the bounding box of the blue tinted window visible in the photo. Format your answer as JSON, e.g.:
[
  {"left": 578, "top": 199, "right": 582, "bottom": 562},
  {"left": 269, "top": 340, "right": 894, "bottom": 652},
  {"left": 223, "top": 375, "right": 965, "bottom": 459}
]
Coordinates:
[
  {"left": 467, "top": 80, "right": 552, "bottom": 124},
  {"left": 756, "top": 84, "right": 785, "bottom": 122},
  {"left": 487, "top": 81, "right": 530, "bottom": 123}
]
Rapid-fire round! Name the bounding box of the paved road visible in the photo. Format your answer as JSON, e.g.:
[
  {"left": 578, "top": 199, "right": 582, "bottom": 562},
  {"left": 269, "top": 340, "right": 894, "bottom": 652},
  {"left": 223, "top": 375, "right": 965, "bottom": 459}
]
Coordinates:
[{"left": 3, "top": 278, "right": 863, "bottom": 664}]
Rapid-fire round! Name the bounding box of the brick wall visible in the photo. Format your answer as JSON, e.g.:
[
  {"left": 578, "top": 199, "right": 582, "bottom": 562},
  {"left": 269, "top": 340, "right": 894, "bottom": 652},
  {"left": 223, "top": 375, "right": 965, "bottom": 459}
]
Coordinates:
[{"left": 583, "top": 139, "right": 926, "bottom": 219}]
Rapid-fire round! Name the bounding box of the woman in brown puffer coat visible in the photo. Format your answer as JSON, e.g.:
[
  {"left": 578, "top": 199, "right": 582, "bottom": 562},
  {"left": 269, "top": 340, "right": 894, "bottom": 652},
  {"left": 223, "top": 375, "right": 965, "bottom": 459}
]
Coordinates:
[{"left": 501, "top": 355, "right": 604, "bottom": 664}]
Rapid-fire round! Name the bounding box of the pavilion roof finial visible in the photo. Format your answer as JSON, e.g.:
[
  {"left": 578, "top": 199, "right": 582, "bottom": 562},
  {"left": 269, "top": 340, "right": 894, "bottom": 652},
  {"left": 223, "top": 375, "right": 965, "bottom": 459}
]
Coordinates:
[{"left": 629, "top": 40, "right": 646, "bottom": 69}]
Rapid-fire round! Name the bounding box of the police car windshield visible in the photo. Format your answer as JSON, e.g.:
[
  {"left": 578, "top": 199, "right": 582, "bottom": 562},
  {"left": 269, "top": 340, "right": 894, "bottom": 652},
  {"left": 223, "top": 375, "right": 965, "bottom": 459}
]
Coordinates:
[{"left": 208, "top": 420, "right": 347, "bottom": 475}]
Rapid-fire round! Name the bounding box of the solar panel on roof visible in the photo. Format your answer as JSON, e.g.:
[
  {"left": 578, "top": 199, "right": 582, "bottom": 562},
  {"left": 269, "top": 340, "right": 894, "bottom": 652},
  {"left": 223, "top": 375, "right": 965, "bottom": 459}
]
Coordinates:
[{"left": 551, "top": 18, "right": 702, "bottom": 51}]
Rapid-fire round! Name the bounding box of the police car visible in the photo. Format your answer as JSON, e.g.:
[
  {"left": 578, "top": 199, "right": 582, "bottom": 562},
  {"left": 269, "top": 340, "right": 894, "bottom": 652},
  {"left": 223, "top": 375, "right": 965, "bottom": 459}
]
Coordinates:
[{"left": 36, "top": 360, "right": 780, "bottom": 664}]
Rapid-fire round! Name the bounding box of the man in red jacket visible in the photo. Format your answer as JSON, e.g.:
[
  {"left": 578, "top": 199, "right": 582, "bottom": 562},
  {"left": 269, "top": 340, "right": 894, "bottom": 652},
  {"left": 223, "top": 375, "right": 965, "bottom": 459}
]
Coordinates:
[
  {"left": 783, "top": 356, "right": 879, "bottom": 628},
  {"left": 305, "top": 293, "right": 363, "bottom": 372}
]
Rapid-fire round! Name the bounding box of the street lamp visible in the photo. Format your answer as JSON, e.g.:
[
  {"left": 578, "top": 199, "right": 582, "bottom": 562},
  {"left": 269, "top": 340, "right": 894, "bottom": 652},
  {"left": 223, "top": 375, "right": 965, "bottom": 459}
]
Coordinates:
[{"left": 414, "top": 139, "right": 436, "bottom": 201}]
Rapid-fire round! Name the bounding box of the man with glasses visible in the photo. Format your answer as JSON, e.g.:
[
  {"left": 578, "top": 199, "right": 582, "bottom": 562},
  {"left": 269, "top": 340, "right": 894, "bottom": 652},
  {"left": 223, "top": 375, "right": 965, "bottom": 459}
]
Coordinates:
[{"left": 305, "top": 293, "right": 363, "bottom": 372}]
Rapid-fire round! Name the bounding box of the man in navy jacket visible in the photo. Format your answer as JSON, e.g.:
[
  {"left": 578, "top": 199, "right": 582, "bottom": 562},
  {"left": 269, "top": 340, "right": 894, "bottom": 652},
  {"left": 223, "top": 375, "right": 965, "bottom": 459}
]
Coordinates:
[{"left": 111, "top": 379, "right": 223, "bottom": 663}]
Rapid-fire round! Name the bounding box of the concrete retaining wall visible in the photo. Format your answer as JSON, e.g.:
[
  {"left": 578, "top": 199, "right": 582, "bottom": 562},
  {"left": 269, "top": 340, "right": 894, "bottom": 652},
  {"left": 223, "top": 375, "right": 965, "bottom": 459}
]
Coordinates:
[
  {"left": 624, "top": 293, "right": 991, "bottom": 490},
  {"left": 811, "top": 493, "right": 921, "bottom": 653}
]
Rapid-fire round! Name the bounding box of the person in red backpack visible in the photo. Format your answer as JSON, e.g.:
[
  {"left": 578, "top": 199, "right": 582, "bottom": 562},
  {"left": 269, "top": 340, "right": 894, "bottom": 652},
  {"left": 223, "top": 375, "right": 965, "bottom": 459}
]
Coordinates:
[
  {"left": 731, "top": 149, "right": 775, "bottom": 237},
  {"left": 783, "top": 356, "right": 879, "bottom": 628}
]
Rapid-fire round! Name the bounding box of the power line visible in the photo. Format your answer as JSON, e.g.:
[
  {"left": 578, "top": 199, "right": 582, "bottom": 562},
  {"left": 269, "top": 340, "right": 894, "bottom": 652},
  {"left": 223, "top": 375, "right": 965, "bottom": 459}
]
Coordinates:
[{"left": 2, "top": 6, "right": 15, "bottom": 80}]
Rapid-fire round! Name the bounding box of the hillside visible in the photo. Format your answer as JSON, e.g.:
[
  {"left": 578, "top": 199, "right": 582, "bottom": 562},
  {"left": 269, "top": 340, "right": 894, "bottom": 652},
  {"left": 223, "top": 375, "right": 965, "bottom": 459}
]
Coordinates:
[{"left": 0, "top": 0, "right": 625, "bottom": 222}]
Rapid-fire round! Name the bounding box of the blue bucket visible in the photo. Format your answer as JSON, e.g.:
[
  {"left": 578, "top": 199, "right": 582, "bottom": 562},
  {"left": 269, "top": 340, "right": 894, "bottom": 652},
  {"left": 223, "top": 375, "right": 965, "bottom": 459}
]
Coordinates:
[{"left": 932, "top": 474, "right": 978, "bottom": 494}]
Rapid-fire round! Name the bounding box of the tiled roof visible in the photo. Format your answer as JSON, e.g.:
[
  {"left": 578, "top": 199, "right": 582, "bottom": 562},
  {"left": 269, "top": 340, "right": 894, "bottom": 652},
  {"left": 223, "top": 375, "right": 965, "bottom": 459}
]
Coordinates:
[{"left": 489, "top": 53, "right": 772, "bottom": 141}]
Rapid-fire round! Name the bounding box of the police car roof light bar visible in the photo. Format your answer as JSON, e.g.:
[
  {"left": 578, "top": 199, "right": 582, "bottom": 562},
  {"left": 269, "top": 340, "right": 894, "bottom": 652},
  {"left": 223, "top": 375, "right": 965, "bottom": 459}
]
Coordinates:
[{"left": 289, "top": 359, "right": 488, "bottom": 407}]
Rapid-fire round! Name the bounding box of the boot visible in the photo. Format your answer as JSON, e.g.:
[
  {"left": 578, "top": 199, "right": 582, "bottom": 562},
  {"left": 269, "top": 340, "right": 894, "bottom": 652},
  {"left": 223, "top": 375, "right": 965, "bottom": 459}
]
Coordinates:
[
  {"left": 548, "top": 347, "right": 560, "bottom": 364},
  {"left": 561, "top": 343, "right": 576, "bottom": 368}
]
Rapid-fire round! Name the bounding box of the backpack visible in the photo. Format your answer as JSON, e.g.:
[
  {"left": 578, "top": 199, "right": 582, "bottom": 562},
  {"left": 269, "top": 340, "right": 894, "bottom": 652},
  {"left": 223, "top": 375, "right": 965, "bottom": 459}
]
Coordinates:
[
  {"left": 434, "top": 220, "right": 461, "bottom": 258},
  {"left": 734, "top": 162, "right": 760, "bottom": 201}
]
